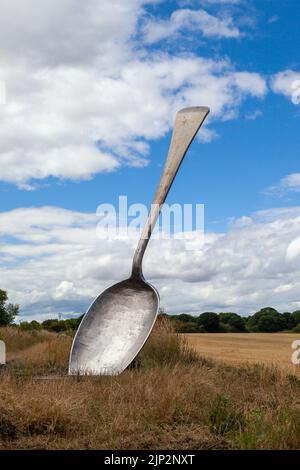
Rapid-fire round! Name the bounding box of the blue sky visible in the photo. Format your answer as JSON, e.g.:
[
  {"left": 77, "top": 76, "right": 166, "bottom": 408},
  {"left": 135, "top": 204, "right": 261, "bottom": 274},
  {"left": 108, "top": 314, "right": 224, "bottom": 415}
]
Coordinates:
[
  {"left": 0, "top": 0, "right": 300, "bottom": 319},
  {"left": 1, "top": 0, "right": 299, "bottom": 230}
]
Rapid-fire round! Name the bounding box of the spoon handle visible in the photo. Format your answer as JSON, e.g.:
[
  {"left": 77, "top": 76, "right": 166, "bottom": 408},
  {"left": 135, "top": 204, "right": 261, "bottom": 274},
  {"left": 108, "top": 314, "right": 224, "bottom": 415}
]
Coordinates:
[{"left": 131, "top": 106, "right": 210, "bottom": 279}]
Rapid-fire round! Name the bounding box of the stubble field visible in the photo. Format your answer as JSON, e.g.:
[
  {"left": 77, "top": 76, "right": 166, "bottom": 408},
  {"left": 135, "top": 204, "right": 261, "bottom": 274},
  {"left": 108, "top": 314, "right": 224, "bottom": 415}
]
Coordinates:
[{"left": 185, "top": 333, "right": 300, "bottom": 376}]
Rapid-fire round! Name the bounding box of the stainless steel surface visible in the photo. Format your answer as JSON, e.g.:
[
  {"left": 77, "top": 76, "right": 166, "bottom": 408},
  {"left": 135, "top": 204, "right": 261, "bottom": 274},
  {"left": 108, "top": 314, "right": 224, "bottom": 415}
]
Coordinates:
[
  {"left": 69, "top": 106, "right": 210, "bottom": 375},
  {"left": 132, "top": 106, "right": 210, "bottom": 279}
]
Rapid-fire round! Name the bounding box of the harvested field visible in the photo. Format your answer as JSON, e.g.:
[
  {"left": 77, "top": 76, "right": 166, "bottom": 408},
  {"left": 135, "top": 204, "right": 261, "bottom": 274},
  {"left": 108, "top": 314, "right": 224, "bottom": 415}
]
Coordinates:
[{"left": 185, "top": 333, "right": 300, "bottom": 375}]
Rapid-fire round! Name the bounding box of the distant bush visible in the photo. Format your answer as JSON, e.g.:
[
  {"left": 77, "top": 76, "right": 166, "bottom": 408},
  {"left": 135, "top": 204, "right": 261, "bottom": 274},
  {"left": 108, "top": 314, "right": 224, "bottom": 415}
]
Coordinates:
[
  {"left": 292, "top": 311, "right": 300, "bottom": 327},
  {"left": 17, "top": 316, "right": 83, "bottom": 334},
  {"left": 281, "top": 312, "right": 297, "bottom": 330},
  {"left": 42, "top": 317, "right": 83, "bottom": 333},
  {"left": 20, "top": 320, "right": 41, "bottom": 331},
  {"left": 246, "top": 308, "right": 283, "bottom": 333},
  {"left": 293, "top": 323, "right": 300, "bottom": 333},
  {"left": 197, "top": 312, "right": 219, "bottom": 332},
  {"left": 219, "top": 313, "right": 245, "bottom": 332},
  {"left": 257, "top": 314, "right": 282, "bottom": 332},
  {"left": 172, "top": 320, "right": 199, "bottom": 333},
  {"left": 219, "top": 322, "right": 232, "bottom": 333}
]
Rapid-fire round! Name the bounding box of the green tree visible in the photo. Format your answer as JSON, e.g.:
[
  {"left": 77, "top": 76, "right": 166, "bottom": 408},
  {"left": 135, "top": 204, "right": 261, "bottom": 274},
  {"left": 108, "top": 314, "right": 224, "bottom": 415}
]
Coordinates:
[
  {"left": 41, "top": 319, "right": 67, "bottom": 332},
  {"left": 292, "top": 311, "right": 300, "bottom": 327},
  {"left": 173, "top": 320, "right": 199, "bottom": 333},
  {"left": 41, "top": 317, "right": 82, "bottom": 333},
  {"left": 219, "top": 313, "right": 245, "bottom": 332},
  {"left": 246, "top": 307, "right": 282, "bottom": 332},
  {"left": 293, "top": 323, "right": 300, "bottom": 333},
  {"left": 0, "top": 289, "right": 19, "bottom": 326},
  {"left": 176, "top": 313, "right": 198, "bottom": 323},
  {"left": 0, "top": 289, "right": 8, "bottom": 322},
  {"left": 257, "top": 314, "right": 282, "bottom": 332},
  {"left": 64, "top": 318, "right": 81, "bottom": 331},
  {"left": 20, "top": 320, "right": 40, "bottom": 331},
  {"left": 197, "top": 312, "right": 219, "bottom": 332},
  {"left": 41, "top": 319, "right": 56, "bottom": 331},
  {"left": 281, "top": 312, "right": 296, "bottom": 330},
  {"left": 29, "top": 320, "right": 41, "bottom": 330}
]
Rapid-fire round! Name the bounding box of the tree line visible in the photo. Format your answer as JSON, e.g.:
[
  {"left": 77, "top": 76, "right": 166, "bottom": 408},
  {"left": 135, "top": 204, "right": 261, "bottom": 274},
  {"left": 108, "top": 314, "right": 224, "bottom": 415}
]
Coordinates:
[
  {"left": 1, "top": 288, "right": 300, "bottom": 334},
  {"left": 166, "top": 308, "right": 300, "bottom": 333}
]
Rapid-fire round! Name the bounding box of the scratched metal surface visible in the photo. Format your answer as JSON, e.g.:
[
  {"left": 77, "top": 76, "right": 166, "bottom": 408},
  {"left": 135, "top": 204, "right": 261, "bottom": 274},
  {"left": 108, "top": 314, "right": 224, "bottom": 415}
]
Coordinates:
[{"left": 69, "top": 278, "right": 159, "bottom": 375}]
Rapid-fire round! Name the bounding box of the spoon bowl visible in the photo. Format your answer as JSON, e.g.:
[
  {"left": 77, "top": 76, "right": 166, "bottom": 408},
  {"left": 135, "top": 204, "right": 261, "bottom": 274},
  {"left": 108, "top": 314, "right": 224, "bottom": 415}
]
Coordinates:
[{"left": 69, "top": 277, "right": 158, "bottom": 375}]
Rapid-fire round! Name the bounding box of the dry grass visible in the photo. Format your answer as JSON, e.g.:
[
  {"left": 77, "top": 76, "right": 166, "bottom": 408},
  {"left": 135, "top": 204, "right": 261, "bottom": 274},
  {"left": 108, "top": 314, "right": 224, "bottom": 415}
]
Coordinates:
[
  {"left": 185, "top": 333, "right": 300, "bottom": 376},
  {"left": 0, "top": 327, "right": 52, "bottom": 355},
  {"left": 0, "top": 327, "right": 72, "bottom": 376},
  {"left": 0, "top": 323, "right": 300, "bottom": 450}
]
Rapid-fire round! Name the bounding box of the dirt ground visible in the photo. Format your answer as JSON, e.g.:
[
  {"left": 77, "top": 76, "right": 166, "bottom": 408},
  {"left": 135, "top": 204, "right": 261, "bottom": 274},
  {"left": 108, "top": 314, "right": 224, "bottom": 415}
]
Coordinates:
[{"left": 185, "top": 333, "right": 300, "bottom": 375}]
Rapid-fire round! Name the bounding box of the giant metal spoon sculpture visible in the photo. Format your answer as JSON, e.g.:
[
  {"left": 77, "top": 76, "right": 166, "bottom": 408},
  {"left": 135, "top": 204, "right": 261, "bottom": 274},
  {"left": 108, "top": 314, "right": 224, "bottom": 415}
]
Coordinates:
[{"left": 69, "top": 106, "right": 209, "bottom": 375}]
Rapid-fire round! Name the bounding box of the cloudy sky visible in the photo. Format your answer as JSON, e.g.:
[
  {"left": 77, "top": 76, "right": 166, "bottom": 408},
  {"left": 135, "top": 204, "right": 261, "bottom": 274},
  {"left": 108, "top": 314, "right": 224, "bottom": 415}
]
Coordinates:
[{"left": 0, "top": 0, "right": 300, "bottom": 320}]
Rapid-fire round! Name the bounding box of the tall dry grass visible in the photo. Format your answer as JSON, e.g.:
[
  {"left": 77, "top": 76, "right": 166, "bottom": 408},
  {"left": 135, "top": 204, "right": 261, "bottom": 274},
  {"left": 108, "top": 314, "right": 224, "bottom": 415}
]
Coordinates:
[
  {"left": 0, "top": 327, "right": 51, "bottom": 354},
  {"left": 0, "top": 322, "right": 300, "bottom": 450},
  {"left": 0, "top": 327, "right": 72, "bottom": 376},
  {"left": 136, "top": 316, "right": 204, "bottom": 368}
]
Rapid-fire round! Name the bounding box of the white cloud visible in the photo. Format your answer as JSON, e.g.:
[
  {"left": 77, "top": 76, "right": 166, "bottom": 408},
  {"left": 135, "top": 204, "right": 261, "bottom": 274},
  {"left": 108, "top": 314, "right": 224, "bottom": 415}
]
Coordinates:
[
  {"left": 245, "top": 109, "right": 262, "bottom": 120},
  {"left": 264, "top": 173, "right": 300, "bottom": 196},
  {"left": 0, "top": 0, "right": 143, "bottom": 66},
  {"left": 54, "top": 281, "right": 76, "bottom": 300},
  {"left": 143, "top": 8, "right": 241, "bottom": 44},
  {"left": 181, "top": 0, "right": 241, "bottom": 5},
  {"left": 286, "top": 237, "right": 300, "bottom": 262},
  {"left": 233, "top": 72, "right": 266, "bottom": 97},
  {"left": 267, "top": 15, "right": 279, "bottom": 24},
  {"left": 280, "top": 174, "right": 300, "bottom": 192},
  {"left": 271, "top": 70, "right": 300, "bottom": 104},
  {"left": 2, "top": 205, "right": 300, "bottom": 320},
  {"left": 202, "top": 0, "right": 241, "bottom": 3},
  {"left": 0, "top": 0, "right": 267, "bottom": 188}
]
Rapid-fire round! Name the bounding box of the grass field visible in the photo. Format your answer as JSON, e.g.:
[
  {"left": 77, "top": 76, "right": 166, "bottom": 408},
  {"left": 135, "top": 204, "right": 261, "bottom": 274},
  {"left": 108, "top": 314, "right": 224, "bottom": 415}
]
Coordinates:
[
  {"left": 1, "top": 323, "right": 300, "bottom": 450},
  {"left": 185, "top": 333, "right": 300, "bottom": 376}
]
